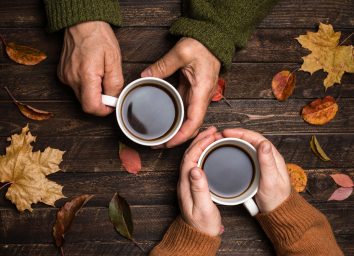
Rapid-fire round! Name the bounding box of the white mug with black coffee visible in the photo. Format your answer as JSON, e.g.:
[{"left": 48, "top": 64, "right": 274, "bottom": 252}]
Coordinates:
[
  {"left": 198, "top": 138, "right": 260, "bottom": 216},
  {"left": 102, "top": 77, "right": 184, "bottom": 146}
]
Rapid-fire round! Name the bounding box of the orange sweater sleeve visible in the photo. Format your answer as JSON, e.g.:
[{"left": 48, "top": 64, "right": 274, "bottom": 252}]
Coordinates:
[
  {"left": 256, "top": 191, "right": 344, "bottom": 255},
  {"left": 149, "top": 216, "right": 221, "bottom": 256}
]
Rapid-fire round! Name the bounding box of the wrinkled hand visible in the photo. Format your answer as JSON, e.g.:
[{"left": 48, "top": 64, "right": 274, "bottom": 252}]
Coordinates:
[
  {"left": 216, "top": 128, "right": 291, "bottom": 213},
  {"left": 141, "top": 38, "right": 221, "bottom": 148},
  {"left": 58, "top": 21, "right": 124, "bottom": 116},
  {"left": 178, "top": 127, "right": 223, "bottom": 236}
]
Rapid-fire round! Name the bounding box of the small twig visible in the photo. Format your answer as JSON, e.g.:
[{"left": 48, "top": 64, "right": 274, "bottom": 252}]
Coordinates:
[
  {"left": 132, "top": 238, "right": 145, "bottom": 253},
  {"left": 3, "top": 86, "right": 19, "bottom": 103},
  {"left": 0, "top": 34, "right": 6, "bottom": 46},
  {"left": 0, "top": 182, "right": 11, "bottom": 192},
  {"left": 60, "top": 246, "right": 65, "bottom": 256},
  {"left": 222, "top": 97, "right": 233, "bottom": 108},
  {"left": 339, "top": 32, "right": 353, "bottom": 46}
]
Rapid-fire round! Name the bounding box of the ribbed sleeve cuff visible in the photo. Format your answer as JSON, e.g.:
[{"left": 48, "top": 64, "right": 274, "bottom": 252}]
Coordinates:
[
  {"left": 43, "top": 0, "right": 122, "bottom": 32},
  {"left": 170, "top": 18, "right": 235, "bottom": 69},
  {"left": 150, "top": 217, "right": 221, "bottom": 256}
]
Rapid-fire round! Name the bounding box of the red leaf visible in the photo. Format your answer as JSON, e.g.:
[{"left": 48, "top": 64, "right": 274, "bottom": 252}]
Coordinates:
[
  {"left": 211, "top": 78, "right": 226, "bottom": 102},
  {"left": 271, "top": 70, "right": 296, "bottom": 101},
  {"left": 330, "top": 174, "right": 354, "bottom": 188},
  {"left": 301, "top": 96, "right": 338, "bottom": 125},
  {"left": 328, "top": 187, "right": 353, "bottom": 201},
  {"left": 119, "top": 142, "right": 141, "bottom": 174}
]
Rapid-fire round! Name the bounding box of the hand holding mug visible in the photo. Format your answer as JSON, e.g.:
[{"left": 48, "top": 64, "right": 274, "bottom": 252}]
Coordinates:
[
  {"left": 58, "top": 21, "right": 124, "bottom": 116},
  {"left": 178, "top": 127, "right": 223, "bottom": 236}
]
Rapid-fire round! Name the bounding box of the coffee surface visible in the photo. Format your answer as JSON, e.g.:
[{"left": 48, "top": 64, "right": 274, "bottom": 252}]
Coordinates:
[
  {"left": 121, "top": 84, "right": 176, "bottom": 140},
  {"left": 203, "top": 145, "right": 254, "bottom": 198}
]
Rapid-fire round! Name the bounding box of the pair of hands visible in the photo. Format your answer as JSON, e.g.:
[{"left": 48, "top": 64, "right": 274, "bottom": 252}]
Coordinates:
[
  {"left": 58, "top": 21, "right": 220, "bottom": 148},
  {"left": 179, "top": 126, "right": 291, "bottom": 237}
]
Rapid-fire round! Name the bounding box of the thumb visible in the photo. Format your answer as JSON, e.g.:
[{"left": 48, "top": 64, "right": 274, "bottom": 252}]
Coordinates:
[
  {"left": 141, "top": 49, "right": 184, "bottom": 78},
  {"left": 189, "top": 167, "right": 213, "bottom": 209},
  {"left": 258, "top": 140, "right": 277, "bottom": 178}
]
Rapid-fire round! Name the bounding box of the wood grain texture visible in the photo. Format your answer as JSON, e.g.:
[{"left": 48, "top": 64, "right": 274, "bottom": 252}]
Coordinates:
[{"left": 0, "top": 0, "right": 353, "bottom": 28}]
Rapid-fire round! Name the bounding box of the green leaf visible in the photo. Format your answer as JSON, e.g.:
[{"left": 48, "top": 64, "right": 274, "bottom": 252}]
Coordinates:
[
  {"left": 310, "top": 135, "right": 331, "bottom": 161},
  {"left": 109, "top": 192, "right": 133, "bottom": 240}
]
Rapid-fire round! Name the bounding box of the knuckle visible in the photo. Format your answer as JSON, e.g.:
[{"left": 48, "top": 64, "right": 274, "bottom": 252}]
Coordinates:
[{"left": 155, "top": 58, "right": 167, "bottom": 75}]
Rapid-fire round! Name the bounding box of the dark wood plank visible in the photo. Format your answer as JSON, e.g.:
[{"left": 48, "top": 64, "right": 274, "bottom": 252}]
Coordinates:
[
  {"left": 1, "top": 28, "right": 353, "bottom": 64},
  {"left": 0, "top": 135, "right": 352, "bottom": 173},
  {"left": 0, "top": 99, "right": 353, "bottom": 137},
  {"left": 1, "top": 63, "right": 353, "bottom": 101},
  {"left": 1, "top": 0, "right": 353, "bottom": 28}
]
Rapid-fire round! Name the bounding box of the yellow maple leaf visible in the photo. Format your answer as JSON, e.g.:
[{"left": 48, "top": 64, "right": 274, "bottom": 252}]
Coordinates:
[
  {"left": 0, "top": 125, "right": 65, "bottom": 212},
  {"left": 296, "top": 22, "right": 354, "bottom": 89}
]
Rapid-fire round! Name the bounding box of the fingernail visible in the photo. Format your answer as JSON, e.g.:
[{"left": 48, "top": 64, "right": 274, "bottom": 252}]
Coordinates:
[
  {"left": 262, "top": 141, "right": 271, "bottom": 154},
  {"left": 219, "top": 225, "right": 225, "bottom": 235},
  {"left": 190, "top": 168, "right": 202, "bottom": 180},
  {"left": 141, "top": 68, "right": 152, "bottom": 77}
]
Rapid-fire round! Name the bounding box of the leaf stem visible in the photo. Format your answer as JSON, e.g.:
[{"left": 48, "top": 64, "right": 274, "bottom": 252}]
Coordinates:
[
  {"left": 60, "top": 246, "right": 65, "bottom": 256},
  {"left": 339, "top": 32, "right": 353, "bottom": 46},
  {"left": 0, "top": 182, "right": 12, "bottom": 192},
  {"left": 132, "top": 238, "right": 145, "bottom": 253},
  {"left": 222, "top": 97, "right": 233, "bottom": 108},
  {"left": 0, "top": 34, "right": 7, "bottom": 47},
  {"left": 3, "top": 86, "right": 19, "bottom": 103}
]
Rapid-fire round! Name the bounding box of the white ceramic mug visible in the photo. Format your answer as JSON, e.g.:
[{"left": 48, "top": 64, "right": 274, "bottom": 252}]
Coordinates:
[
  {"left": 197, "top": 138, "right": 260, "bottom": 216},
  {"left": 101, "top": 77, "right": 184, "bottom": 146}
]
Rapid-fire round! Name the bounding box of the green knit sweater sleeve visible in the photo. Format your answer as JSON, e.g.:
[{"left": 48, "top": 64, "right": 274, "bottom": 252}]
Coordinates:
[
  {"left": 43, "top": 0, "right": 122, "bottom": 32},
  {"left": 170, "top": 0, "right": 278, "bottom": 68}
]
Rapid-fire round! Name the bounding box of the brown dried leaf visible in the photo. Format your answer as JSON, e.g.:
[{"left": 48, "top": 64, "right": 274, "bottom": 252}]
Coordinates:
[
  {"left": 0, "top": 125, "right": 65, "bottom": 212},
  {"left": 301, "top": 96, "right": 338, "bottom": 125},
  {"left": 53, "top": 195, "right": 94, "bottom": 252},
  {"left": 310, "top": 135, "right": 331, "bottom": 161},
  {"left": 271, "top": 70, "right": 296, "bottom": 101},
  {"left": 0, "top": 35, "right": 47, "bottom": 65},
  {"left": 119, "top": 142, "right": 141, "bottom": 174},
  {"left": 286, "top": 163, "right": 307, "bottom": 192},
  {"left": 4, "top": 87, "right": 54, "bottom": 120}
]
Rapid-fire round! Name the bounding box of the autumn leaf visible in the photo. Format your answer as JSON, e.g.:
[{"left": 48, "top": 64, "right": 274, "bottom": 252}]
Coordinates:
[
  {"left": 330, "top": 174, "right": 354, "bottom": 188},
  {"left": 271, "top": 70, "right": 296, "bottom": 101},
  {"left": 4, "top": 87, "right": 54, "bottom": 120},
  {"left": 53, "top": 194, "right": 93, "bottom": 255},
  {"left": 328, "top": 187, "right": 353, "bottom": 201},
  {"left": 212, "top": 78, "right": 226, "bottom": 102},
  {"left": 296, "top": 23, "right": 354, "bottom": 89},
  {"left": 310, "top": 135, "right": 331, "bottom": 161},
  {"left": 0, "top": 125, "right": 65, "bottom": 212},
  {"left": 301, "top": 96, "right": 338, "bottom": 125},
  {"left": 109, "top": 193, "right": 144, "bottom": 252},
  {"left": 0, "top": 35, "right": 47, "bottom": 65},
  {"left": 119, "top": 142, "right": 141, "bottom": 174},
  {"left": 286, "top": 163, "right": 307, "bottom": 192}
]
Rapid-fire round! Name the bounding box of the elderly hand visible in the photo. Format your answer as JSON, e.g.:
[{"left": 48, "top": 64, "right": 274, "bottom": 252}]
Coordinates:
[
  {"left": 58, "top": 21, "right": 124, "bottom": 116},
  {"left": 141, "top": 38, "right": 221, "bottom": 148},
  {"left": 178, "top": 127, "right": 223, "bottom": 236},
  {"left": 216, "top": 128, "right": 291, "bottom": 213}
]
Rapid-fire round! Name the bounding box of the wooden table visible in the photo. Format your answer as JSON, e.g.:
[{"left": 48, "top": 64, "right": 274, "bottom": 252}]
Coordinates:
[{"left": 0, "top": 0, "right": 353, "bottom": 255}]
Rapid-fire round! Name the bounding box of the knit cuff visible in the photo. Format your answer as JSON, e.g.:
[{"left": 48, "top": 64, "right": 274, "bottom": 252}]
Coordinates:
[
  {"left": 256, "top": 191, "right": 327, "bottom": 248},
  {"left": 43, "top": 0, "right": 122, "bottom": 32},
  {"left": 151, "top": 216, "right": 221, "bottom": 256},
  {"left": 170, "top": 17, "right": 235, "bottom": 69}
]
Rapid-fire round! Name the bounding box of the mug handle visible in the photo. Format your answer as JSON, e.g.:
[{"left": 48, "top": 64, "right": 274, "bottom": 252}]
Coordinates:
[
  {"left": 243, "top": 198, "right": 259, "bottom": 216},
  {"left": 102, "top": 94, "right": 118, "bottom": 107}
]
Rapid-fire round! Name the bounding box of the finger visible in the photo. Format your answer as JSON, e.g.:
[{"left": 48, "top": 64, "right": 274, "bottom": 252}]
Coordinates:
[
  {"left": 189, "top": 167, "right": 213, "bottom": 210},
  {"left": 141, "top": 48, "right": 184, "bottom": 79},
  {"left": 214, "top": 132, "right": 223, "bottom": 140},
  {"left": 80, "top": 77, "right": 114, "bottom": 116},
  {"left": 222, "top": 128, "right": 267, "bottom": 148},
  {"left": 103, "top": 51, "right": 124, "bottom": 96},
  {"left": 189, "top": 126, "right": 217, "bottom": 148},
  {"left": 258, "top": 140, "right": 279, "bottom": 179}
]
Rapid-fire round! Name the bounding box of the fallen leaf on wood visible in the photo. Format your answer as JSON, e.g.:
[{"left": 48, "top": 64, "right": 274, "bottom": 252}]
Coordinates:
[
  {"left": 301, "top": 96, "right": 338, "bottom": 125},
  {"left": 271, "top": 70, "right": 296, "bottom": 101},
  {"left": 310, "top": 135, "right": 331, "bottom": 161},
  {"left": 296, "top": 23, "right": 354, "bottom": 89},
  {"left": 328, "top": 187, "right": 353, "bottom": 201},
  {"left": 212, "top": 78, "right": 226, "bottom": 102},
  {"left": 4, "top": 87, "right": 54, "bottom": 120},
  {"left": 119, "top": 142, "right": 141, "bottom": 174},
  {"left": 330, "top": 174, "right": 354, "bottom": 188},
  {"left": 0, "top": 125, "right": 65, "bottom": 212},
  {"left": 286, "top": 163, "right": 307, "bottom": 192},
  {"left": 0, "top": 35, "right": 47, "bottom": 65},
  {"left": 109, "top": 193, "right": 144, "bottom": 252}
]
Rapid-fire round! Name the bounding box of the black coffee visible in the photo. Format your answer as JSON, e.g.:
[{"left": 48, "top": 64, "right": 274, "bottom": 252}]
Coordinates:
[
  {"left": 202, "top": 145, "right": 254, "bottom": 198},
  {"left": 121, "top": 84, "right": 177, "bottom": 141}
]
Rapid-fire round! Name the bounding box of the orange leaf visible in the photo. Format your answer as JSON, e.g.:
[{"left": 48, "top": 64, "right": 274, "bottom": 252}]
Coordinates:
[
  {"left": 211, "top": 78, "right": 226, "bottom": 102},
  {"left": 328, "top": 187, "right": 353, "bottom": 201},
  {"left": 1, "top": 35, "right": 47, "bottom": 65},
  {"left": 4, "top": 87, "right": 54, "bottom": 120},
  {"left": 330, "top": 174, "right": 354, "bottom": 188},
  {"left": 119, "top": 142, "right": 142, "bottom": 174},
  {"left": 271, "top": 70, "right": 296, "bottom": 101},
  {"left": 301, "top": 96, "right": 338, "bottom": 125},
  {"left": 286, "top": 163, "right": 307, "bottom": 192}
]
